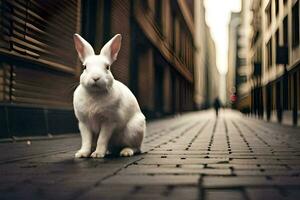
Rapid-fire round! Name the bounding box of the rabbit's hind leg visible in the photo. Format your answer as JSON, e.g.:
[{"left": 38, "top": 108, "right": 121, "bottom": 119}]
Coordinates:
[{"left": 119, "top": 113, "right": 146, "bottom": 157}]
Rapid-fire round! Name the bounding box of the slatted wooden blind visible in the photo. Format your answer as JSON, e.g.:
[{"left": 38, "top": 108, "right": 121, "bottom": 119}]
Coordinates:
[
  {"left": 0, "top": 0, "right": 80, "bottom": 72},
  {"left": 0, "top": 63, "right": 11, "bottom": 101},
  {"left": 0, "top": 0, "right": 81, "bottom": 107},
  {"left": 11, "top": 66, "right": 77, "bottom": 107}
]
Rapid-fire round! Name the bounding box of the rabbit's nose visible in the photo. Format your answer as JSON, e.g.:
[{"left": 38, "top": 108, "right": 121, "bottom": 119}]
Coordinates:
[{"left": 93, "top": 77, "right": 100, "bottom": 81}]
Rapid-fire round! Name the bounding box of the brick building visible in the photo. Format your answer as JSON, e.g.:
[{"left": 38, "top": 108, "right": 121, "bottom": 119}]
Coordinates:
[
  {"left": 248, "top": 0, "right": 300, "bottom": 126},
  {"left": 0, "top": 0, "right": 195, "bottom": 138}
]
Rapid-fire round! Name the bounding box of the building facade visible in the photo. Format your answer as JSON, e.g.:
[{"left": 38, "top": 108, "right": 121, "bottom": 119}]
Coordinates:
[
  {"left": 0, "top": 0, "right": 196, "bottom": 138},
  {"left": 205, "top": 25, "right": 220, "bottom": 107},
  {"left": 130, "top": 0, "right": 195, "bottom": 117},
  {"left": 248, "top": 0, "right": 300, "bottom": 126},
  {"left": 227, "top": 12, "right": 241, "bottom": 109},
  {"left": 194, "top": 0, "right": 219, "bottom": 109},
  {"left": 0, "top": 0, "right": 81, "bottom": 138},
  {"left": 227, "top": 0, "right": 252, "bottom": 112}
]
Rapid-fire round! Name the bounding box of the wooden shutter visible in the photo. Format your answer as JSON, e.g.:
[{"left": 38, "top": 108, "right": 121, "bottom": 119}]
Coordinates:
[
  {"left": 0, "top": 0, "right": 81, "bottom": 108},
  {"left": 11, "top": 66, "right": 76, "bottom": 107},
  {"left": 0, "top": 0, "right": 81, "bottom": 72}
]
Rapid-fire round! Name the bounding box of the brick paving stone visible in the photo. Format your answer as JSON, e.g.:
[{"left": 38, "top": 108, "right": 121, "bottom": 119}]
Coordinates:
[
  {"left": 120, "top": 165, "right": 232, "bottom": 175},
  {"left": 166, "top": 186, "right": 199, "bottom": 200},
  {"left": 102, "top": 175, "right": 200, "bottom": 185},
  {"left": 244, "top": 187, "right": 300, "bottom": 200},
  {"left": 229, "top": 159, "right": 284, "bottom": 165},
  {"left": 288, "top": 164, "right": 300, "bottom": 169},
  {"left": 137, "top": 158, "right": 230, "bottom": 165},
  {"left": 245, "top": 188, "right": 286, "bottom": 200},
  {"left": 203, "top": 176, "right": 300, "bottom": 188},
  {"left": 206, "top": 163, "right": 262, "bottom": 170},
  {"left": 77, "top": 185, "right": 134, "bottom": 200},
  {"left": 80, "top": 185, "right": 199, "bottom": 200},
  {"left": 259, "top": 164, "right": 289, "bottom": 169},
  {"left": 128, "top": 186, "right": 199, "bottom": 200},
  {"left": 284, "top": 188, "right": 300, "bottom": 199},
  {"left": 204, "top": 189, "right": 245, "bottom": 200},
  {"left": 0, "top": 110, "right": 300, "bottom": 199},
  {"left": 233, "top": 169, "right": 300, "bottom": 176},
  {"left": 202, "top": 176, "right": 273, "bottom": 188}
]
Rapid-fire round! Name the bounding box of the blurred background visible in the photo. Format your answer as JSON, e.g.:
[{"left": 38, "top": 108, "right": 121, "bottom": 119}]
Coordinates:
[{"left": 0, "top": 0, "right": 299, "bottom": 138}]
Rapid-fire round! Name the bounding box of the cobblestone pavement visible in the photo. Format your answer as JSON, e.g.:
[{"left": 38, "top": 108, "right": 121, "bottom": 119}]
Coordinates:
[{"left": 1, "top": 110, "right": 300, "bottom": 200}]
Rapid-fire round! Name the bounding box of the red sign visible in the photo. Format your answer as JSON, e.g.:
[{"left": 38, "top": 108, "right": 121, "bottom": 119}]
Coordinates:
[{"left": 230, "top": 94, "right": 237, "bottom": 102}]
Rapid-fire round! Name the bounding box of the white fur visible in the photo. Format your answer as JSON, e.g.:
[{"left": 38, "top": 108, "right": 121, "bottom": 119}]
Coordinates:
[{"left": 73, "top": 33, "right": 146, "bottom": 158}]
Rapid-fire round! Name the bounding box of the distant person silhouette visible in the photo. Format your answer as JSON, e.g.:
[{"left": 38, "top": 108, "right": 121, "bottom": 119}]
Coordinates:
[{"left": 213, "top": 98, "right": 221, "bottom": 117}]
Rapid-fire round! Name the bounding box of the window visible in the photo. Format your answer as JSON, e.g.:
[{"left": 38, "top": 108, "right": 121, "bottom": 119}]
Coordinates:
[
  {"left": 171, "top": 12, "right": 175, "bottom": 50},
  {"left": 155, "top": 0, "right": 162, "bottom": 30},
  {"left": 239, "top": 58, "right": 247, "bottom": 66},
  {"left": 292, "top": 1, "right": 299, "bottom": 47},
  {"left": 276, "top": 30, "right": 280, "bottom": 49},
  {"left": 141, "top": 0, "right": 149, "bottom": 10},
  {"left": 239, "top": 75, "right": 247, "bottom": 83},
  {"left": 267, "top": 39, "right": 273, "bottom": 68},
  {"left": 283, "top": 16, "right": 288, "bottom": 47},
  {"left": 298, "top": 71, "right": 300, "bottom": 109},
  {"left": 174, "top": 18, "right": 181, "bottom": 57},
  {"left": 287, "top": 75, "right": 291, "bottom": 110},
  {"left": 275, "top": 0, "right": 280, "bottom": 16},
  {"left": 275, "top": 30, "right": 280, "bottom": 66},
  {"left": 266, "top": 2, "right": 272, "bottom": 26}
]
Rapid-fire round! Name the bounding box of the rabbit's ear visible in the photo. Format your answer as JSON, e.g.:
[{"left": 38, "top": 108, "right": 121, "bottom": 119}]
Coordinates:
[
  {"left": 73, "top": 33, "right": 95, "bottom": 64},
  {"left": 100, "top": 34, "right": 122, "bottom": 64}
]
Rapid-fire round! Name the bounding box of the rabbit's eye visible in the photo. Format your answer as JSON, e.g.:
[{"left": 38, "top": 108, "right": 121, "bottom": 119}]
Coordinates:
[
  {"left": 106, "top": 65, "right": 110, "bottom": 70},
  {"left": 83, "top": 65, "right": 86, "bottom": 70}
]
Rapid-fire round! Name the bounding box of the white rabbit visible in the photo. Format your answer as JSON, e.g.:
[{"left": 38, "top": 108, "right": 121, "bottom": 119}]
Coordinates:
[{"left": 73, "top": 33, "right": 146, "bottom": 158}]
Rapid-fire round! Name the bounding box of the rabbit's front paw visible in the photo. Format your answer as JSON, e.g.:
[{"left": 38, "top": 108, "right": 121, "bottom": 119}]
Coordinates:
[
  {"left": 91, "top": 151, "right": 105, "bottom": 158},
  {"left": 75, "top": 150, "right": 91, "bottom": 158},
  {"left": 120, "top": 148, "right": 134, "bottom": 157}
]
